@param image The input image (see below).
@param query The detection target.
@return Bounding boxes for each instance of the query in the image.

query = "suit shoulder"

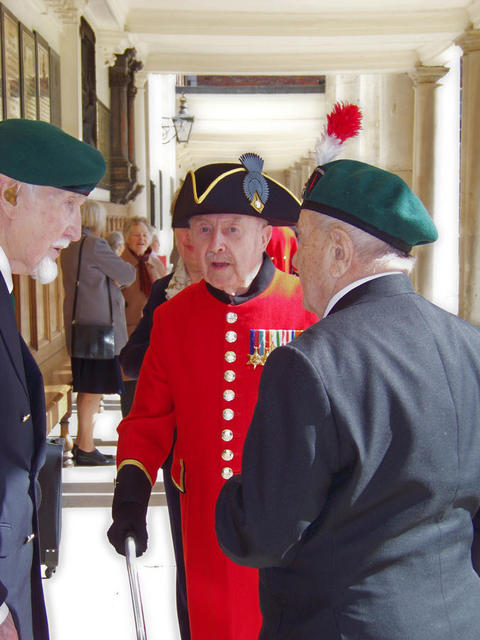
[415,294,480,342]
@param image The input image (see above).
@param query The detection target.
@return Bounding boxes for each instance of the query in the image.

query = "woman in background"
[120,226,202,378]
[61,201,135,465]
[120,217,165,416]
[106,230,125,257]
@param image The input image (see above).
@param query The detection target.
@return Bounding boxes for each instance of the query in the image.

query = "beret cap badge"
[239,153,269,214]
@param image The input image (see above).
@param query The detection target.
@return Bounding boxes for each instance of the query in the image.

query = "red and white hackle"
[314,102,362,165]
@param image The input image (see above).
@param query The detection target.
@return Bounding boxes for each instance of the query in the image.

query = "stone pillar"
[129,71,149,219]
[456,30,480,324]
[359,74,381,165]
[57,13,83,137]
[379,74,415,185]
[409,65,448,300]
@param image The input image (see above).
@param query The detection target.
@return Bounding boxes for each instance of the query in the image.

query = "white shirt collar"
[0,245,13,293]
[323,272,402,318]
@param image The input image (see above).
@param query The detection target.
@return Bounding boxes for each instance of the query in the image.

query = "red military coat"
[117,268,317,639]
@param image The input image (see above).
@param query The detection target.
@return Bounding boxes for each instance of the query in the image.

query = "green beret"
[172,152,300,228]
[0,119,106,194]
[302,159,438,253]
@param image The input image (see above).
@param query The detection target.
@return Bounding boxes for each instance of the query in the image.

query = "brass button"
[221,429,233,442]
[225,331,237,343]
[22,413,31,423]
[223,389,235,402]
[222,449,234,461]
[221,467,233,480]
[225,351,236,363]
[224,370,236,382]
[222,408,234,421]
[226,312,238,324]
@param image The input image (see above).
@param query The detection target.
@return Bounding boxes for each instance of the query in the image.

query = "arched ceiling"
[84,0,479,171]
[89,0,480,73]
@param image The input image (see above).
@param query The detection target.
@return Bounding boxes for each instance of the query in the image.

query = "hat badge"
[239,153,269,214]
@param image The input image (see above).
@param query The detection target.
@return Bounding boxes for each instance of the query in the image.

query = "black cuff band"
[113,464,152,515]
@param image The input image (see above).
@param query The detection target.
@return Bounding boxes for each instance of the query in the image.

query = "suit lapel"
[0,273,28,395]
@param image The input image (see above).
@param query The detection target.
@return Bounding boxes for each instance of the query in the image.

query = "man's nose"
[208,227,224,252]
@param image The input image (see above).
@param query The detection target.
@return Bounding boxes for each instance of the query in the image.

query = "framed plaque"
[35,32,50,122]
[0,9,3,119]
[96,99,111,189]
[49,48,61,126]
[2,6,20,118]
[20,25,36,119]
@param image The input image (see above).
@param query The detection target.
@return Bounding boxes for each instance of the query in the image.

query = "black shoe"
[72,445,116,466]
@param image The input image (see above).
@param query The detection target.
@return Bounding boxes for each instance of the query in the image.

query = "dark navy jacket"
[217,274,480,639]
[0,274,49,639]
[119,273,173,379]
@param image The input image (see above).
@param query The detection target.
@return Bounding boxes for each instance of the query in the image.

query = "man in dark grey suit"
[216,159,480,639]
[0,119,105,640]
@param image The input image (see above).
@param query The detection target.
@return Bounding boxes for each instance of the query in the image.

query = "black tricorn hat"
[172,153,301,228]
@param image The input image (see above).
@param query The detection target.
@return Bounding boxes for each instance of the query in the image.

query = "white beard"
[31,256,58,284]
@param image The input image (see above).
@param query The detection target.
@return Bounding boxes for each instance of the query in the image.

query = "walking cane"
[125,536,148,640]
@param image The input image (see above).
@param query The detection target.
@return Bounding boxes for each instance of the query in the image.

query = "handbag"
[71,236,115,360]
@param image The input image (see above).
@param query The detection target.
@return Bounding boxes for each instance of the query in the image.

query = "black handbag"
[71,236,115,360]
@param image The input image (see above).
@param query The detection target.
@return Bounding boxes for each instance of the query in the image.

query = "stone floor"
[42,394,181,640]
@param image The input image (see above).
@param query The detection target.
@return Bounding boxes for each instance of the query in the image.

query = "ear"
[0,177,21,218]
[260,224,273,251]
[328,227,354,278]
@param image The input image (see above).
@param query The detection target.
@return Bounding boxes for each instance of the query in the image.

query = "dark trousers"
[120,379,137,418]
[163,450,191,640]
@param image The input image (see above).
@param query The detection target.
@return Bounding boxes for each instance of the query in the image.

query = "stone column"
[456,30,480,324]
[409,65,448,300]
[129,71,149,219]
[56,10,84,137]
[378,74,415,185]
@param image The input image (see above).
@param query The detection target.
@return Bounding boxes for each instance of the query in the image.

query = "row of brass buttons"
[222,312,238,480]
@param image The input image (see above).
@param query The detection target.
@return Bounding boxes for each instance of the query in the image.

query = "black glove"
[108,500,148,556]
[107,464,152,557]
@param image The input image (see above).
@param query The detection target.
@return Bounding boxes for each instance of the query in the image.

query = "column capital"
[135,70,149,90]
[44,0,87,24]
[409,65,449,87]
[96,30,131,67]
[456,29,480,55]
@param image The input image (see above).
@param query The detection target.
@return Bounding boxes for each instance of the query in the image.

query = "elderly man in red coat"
[107,153,317,640]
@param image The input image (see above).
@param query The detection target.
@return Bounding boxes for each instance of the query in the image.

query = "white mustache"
[52,238,71,250]
[206,252,232,264]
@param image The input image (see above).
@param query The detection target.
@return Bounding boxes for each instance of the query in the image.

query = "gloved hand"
[107,501,148,557]
[107,464,152,557]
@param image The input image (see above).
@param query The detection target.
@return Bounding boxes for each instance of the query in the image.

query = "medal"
[248,329,265,369]
[247,328,304,368]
